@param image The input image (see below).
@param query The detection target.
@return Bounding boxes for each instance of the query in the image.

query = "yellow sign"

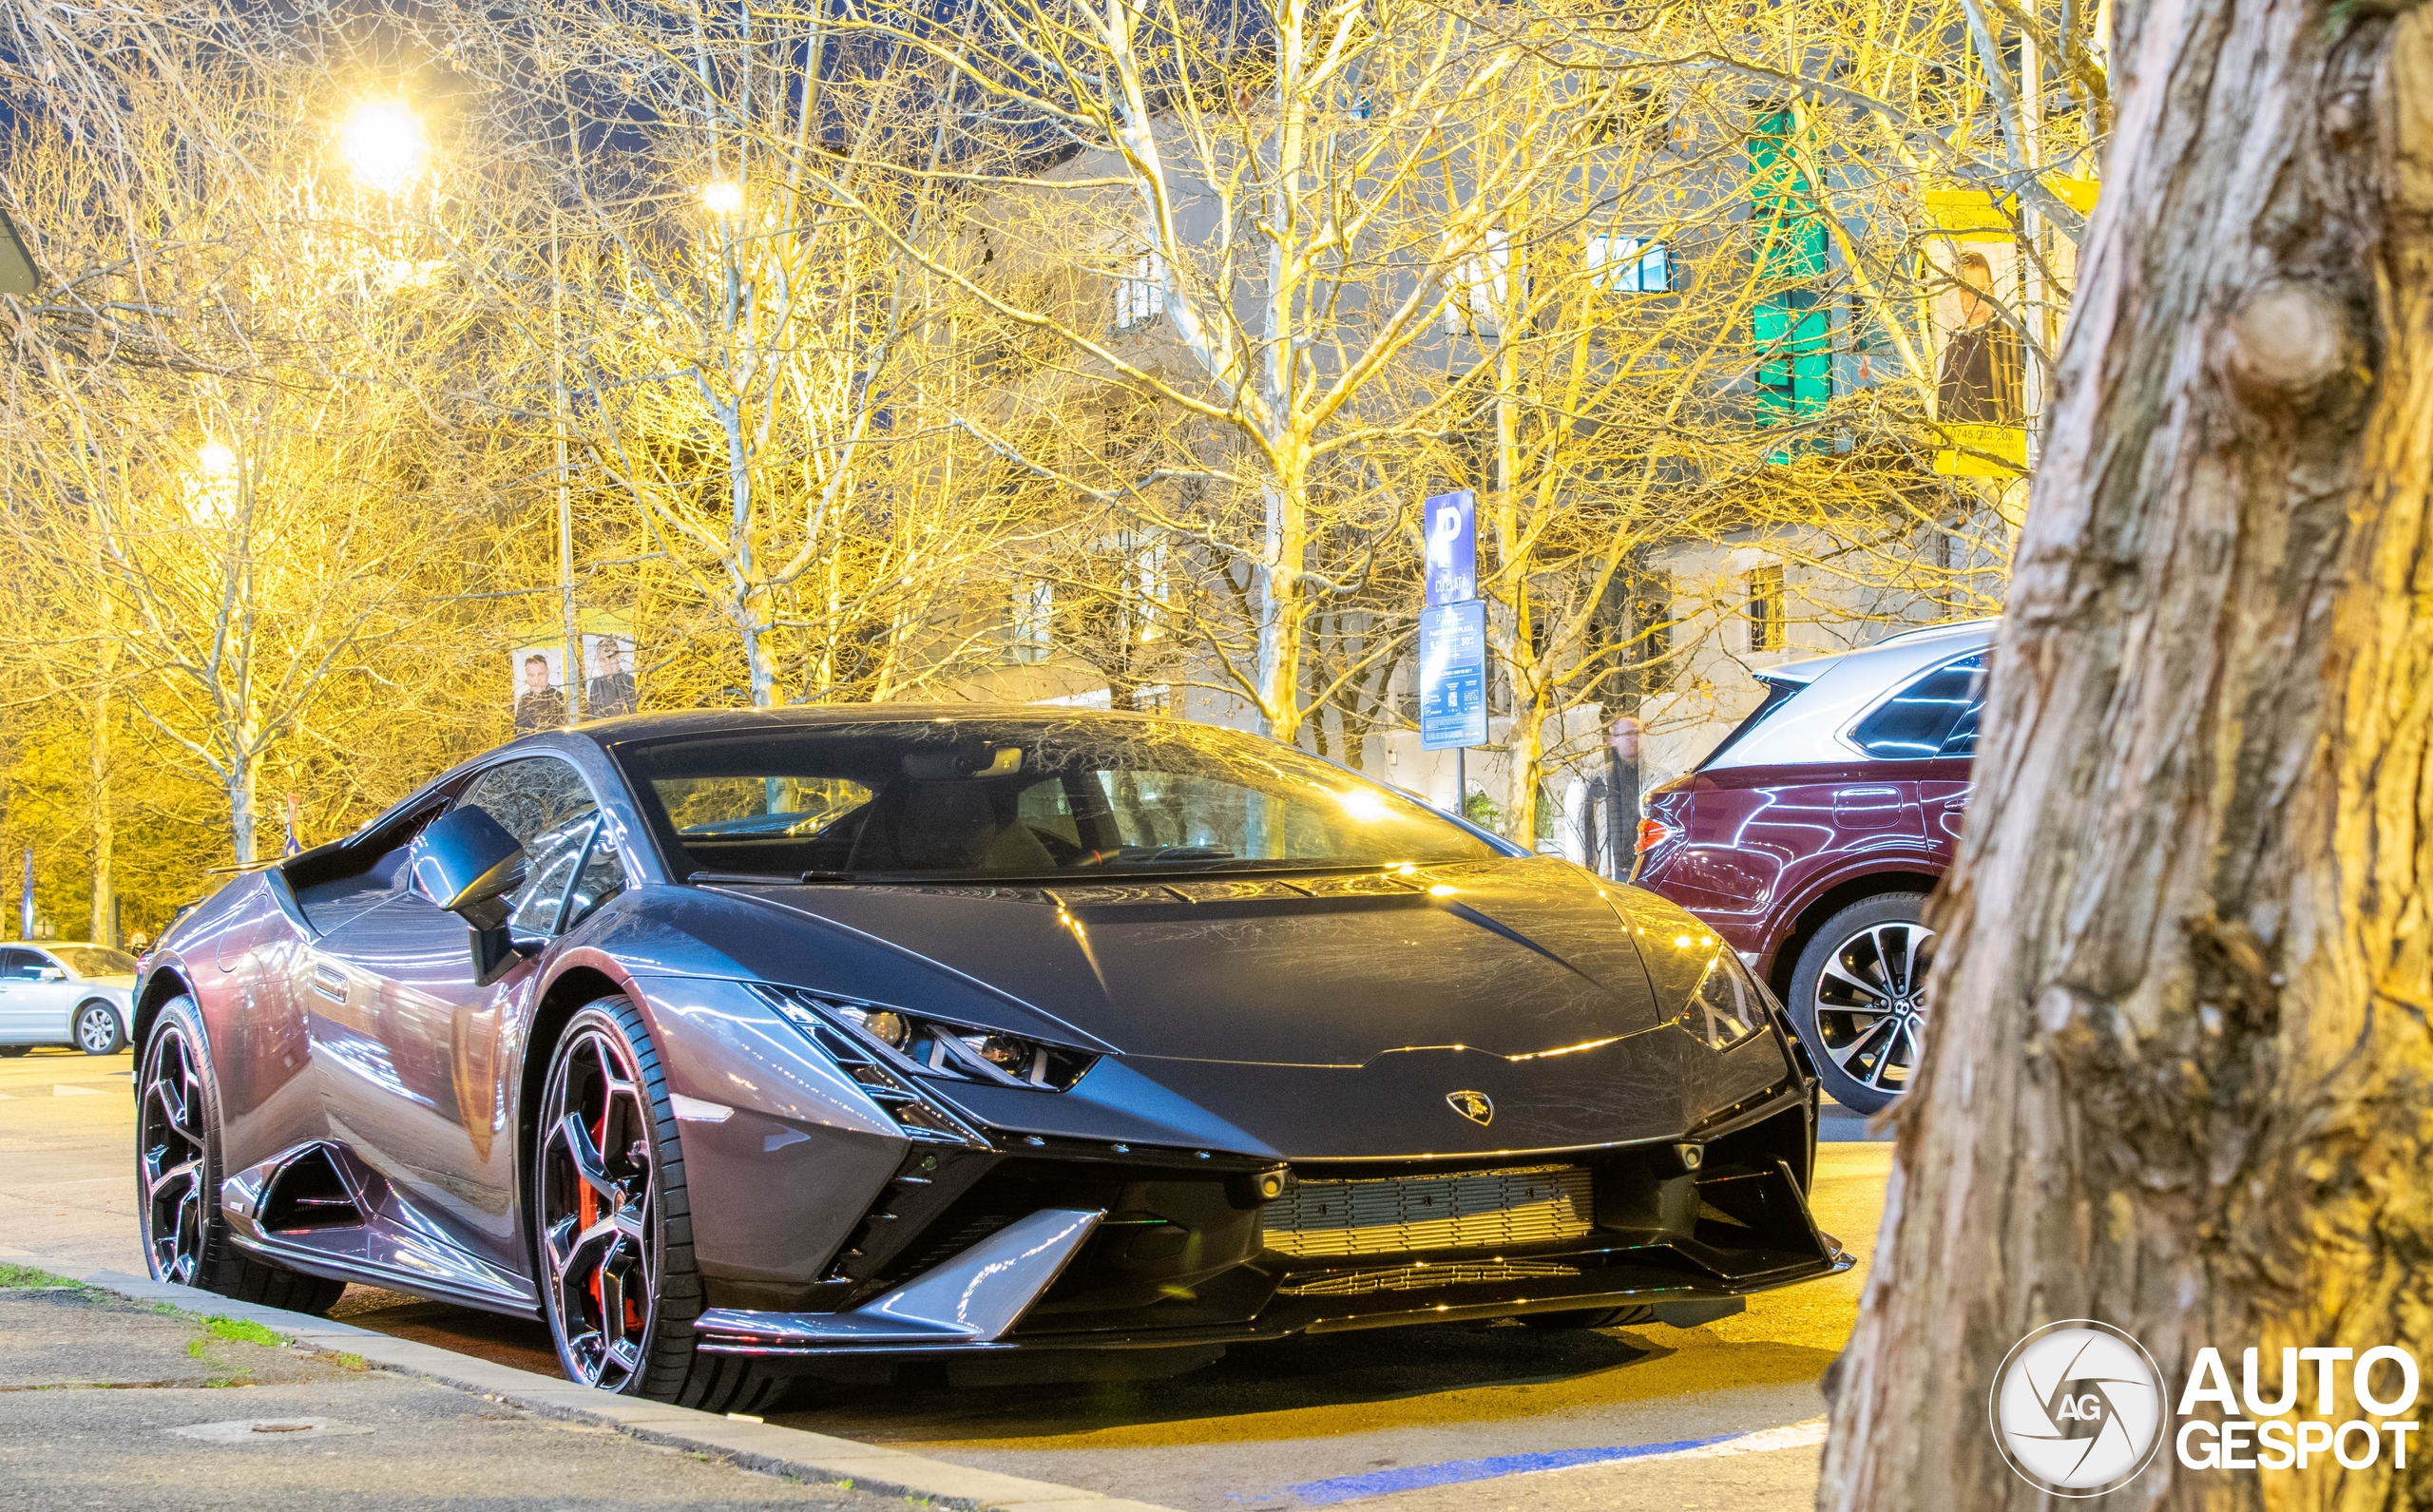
[507,607,633,645]
[1934,423,2030,479]
[1925,176,2101,239]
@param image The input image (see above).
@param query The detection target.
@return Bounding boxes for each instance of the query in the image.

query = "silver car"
[0,943,139,1055]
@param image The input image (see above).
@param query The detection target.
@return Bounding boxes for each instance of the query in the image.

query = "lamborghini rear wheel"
[535,996,786,1413]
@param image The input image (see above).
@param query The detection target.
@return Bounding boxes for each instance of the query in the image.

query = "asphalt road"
[2,1045,1890,1510]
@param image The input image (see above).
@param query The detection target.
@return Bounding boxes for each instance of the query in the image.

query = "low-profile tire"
[1785,893,1935,1117]
[1518,1305,1656,1330]
[75,1001,126,1055]
[135,998,347,1314]
[533,996,786,1414]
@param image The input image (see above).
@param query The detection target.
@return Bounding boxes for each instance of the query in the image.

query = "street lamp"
[701,179,744,216]
[186,439,239,526]
[340,102,427,194]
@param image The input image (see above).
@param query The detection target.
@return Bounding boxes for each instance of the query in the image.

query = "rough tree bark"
[1821,0,2433,1506]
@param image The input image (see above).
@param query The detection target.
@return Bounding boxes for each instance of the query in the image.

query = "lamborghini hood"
[706,856,1671,1065]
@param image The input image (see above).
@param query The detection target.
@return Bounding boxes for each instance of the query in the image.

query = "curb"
[0,1247,1182,1512]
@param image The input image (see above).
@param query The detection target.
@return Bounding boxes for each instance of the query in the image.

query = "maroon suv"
[1631,620,1994,1113]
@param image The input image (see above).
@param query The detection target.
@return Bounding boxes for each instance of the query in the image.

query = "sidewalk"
[0,1259,1177,1512]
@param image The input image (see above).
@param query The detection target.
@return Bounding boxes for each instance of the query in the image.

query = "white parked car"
[0,943,139,1055]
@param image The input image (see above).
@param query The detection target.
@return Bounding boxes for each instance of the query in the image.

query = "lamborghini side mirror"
[407,808,527,931]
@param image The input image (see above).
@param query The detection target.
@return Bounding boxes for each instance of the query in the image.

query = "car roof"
[1705,620,1998,771]
[567,702,1179,745]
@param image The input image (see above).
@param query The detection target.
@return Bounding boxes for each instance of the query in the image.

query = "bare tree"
[1822,5,2433,1508]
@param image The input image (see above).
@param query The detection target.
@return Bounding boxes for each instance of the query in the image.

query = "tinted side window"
[463,757,597,848]
[1851,654,1990,760]
[461,757,601,936]
[0,948,45,981]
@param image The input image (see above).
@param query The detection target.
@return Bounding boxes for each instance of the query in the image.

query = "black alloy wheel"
[137,1013,210,1285]
[533,998,784,1412]
[1786,893,1936,1117]
[76,1002,125,1055]
[134,998,346,1311]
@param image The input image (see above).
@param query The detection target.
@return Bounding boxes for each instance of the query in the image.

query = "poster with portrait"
[1924,237,2031,478]
[1422,489,1477,608]
[508,642,569,734]
[582,631,638,718]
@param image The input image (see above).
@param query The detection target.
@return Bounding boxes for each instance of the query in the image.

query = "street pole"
[1454,747,1466,823]
[18,848,30,938]
[2020,28,2047,471]
[1608,716,1642,879]
[552,204,580,724]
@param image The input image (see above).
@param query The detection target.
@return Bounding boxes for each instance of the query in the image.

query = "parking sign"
[1419,599,1487,750]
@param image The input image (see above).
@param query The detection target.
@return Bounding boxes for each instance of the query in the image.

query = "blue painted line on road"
[1274,1432,1743,1505]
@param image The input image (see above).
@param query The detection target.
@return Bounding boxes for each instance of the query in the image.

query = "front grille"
[1261,1165,1596,1258]
[1279,1260,1582,1297]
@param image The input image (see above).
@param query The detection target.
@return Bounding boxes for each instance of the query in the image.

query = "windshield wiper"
[687,869,857,886]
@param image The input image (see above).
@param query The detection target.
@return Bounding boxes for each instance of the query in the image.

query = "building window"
[1753,288,1831,422]
[1587,235,1670,294]
[1010,579,1054,662]
[1113,247,1164,331]
[1446,228,1511,335]
[1745,565,1786,654]
[1126,536,1168,643]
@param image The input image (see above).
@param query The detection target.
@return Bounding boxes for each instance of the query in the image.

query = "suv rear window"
[1851,654,1991,759]
[1696,677,1802,770]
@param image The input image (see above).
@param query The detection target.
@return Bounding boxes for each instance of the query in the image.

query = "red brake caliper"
[582,1092,609,1325]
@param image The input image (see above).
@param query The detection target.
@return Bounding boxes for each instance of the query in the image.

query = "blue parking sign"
[1419,600,1487,750]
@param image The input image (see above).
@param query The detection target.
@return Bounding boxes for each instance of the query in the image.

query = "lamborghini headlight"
[1688,948,1770,1050]
[755,984,1096,1091]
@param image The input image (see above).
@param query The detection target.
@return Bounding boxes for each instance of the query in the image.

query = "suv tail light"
[1635,818,1676,854]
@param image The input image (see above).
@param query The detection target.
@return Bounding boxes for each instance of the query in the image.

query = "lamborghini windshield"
[614,718,1499,882]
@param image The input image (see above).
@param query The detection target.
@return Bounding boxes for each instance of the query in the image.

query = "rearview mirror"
[407,808,527,930]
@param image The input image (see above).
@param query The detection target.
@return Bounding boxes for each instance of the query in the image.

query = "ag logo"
[1990,1320,2167,1497]
[1445,1090,1493,1127]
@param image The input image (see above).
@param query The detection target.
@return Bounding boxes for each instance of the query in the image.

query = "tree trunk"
[88,685,112,947]
[1822,6,2433,1508]
[1256,468,1309,744]
[227,756,258,869]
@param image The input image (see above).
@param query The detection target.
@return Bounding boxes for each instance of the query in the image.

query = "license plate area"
[1261,1165,1595,1258]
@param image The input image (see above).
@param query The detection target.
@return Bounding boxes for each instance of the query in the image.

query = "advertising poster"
[1422,489,1477,609]
[510,611,637,731]
[1418,599,1488,751]
[509,642,569,734]
[583,631,638,718]
[1925,238,2030,477]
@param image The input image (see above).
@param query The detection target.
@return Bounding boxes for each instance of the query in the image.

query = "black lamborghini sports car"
[133,708,1849,1410]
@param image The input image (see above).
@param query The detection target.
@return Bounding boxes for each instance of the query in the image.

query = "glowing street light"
[701,179,744,216]
[186,439,239,526]
[340,102,428,195]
